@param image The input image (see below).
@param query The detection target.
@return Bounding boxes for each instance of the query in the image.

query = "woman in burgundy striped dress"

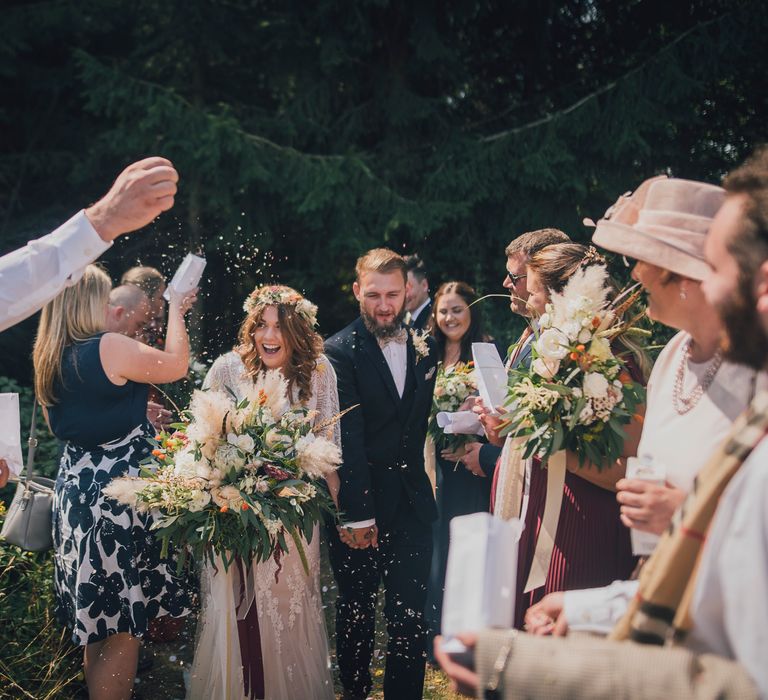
[484,243,647,628]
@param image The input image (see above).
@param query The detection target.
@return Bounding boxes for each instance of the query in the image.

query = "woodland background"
[2,0,767,381]
[1,2,767,696]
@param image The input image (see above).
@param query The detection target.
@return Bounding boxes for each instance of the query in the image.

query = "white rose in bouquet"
[583,372,610,399]
[537,328,569,360]
[532,357,560,380]
[227,432,255,453]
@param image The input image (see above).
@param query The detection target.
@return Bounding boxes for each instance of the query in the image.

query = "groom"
[325,248,438,699]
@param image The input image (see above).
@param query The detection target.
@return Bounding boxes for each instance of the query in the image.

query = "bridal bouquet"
[499,265,645,468]
[427,362,478,451]
[104,371,341,572]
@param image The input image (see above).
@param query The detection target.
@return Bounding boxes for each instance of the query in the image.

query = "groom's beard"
[360,303,407,339]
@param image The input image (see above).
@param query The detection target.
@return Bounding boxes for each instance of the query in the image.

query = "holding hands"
[616,478,685,535]
[338,524,379,550]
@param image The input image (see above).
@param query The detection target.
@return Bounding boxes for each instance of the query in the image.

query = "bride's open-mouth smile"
[258,339,287,367]
[253,306,289,368]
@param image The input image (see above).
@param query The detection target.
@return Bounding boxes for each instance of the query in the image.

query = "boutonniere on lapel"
[409,328,430,361]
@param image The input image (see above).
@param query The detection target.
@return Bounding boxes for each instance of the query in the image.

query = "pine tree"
[1,0,766,370]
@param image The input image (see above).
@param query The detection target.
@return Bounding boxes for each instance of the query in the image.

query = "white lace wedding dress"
[187,352,338,700]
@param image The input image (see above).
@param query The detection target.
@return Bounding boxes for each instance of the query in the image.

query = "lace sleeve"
[203,352,245,398]
[312,355,341,449]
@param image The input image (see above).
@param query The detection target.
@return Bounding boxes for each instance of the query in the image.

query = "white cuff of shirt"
[563,580,640,635]
[61,210,112,267]
[341,518,376,529]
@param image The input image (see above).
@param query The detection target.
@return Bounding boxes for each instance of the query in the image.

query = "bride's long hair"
[237,285,324,402]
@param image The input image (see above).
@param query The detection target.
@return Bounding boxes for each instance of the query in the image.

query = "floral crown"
[243,285,319,327]
[581,246,606,268]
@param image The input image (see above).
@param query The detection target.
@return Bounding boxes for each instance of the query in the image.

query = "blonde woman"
[33,264,196,700]
[189,285,338,700]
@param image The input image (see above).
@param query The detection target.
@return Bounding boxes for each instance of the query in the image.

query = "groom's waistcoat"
[325,317,438,528]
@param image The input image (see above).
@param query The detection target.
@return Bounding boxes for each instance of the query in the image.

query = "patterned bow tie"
[378,328,408,347]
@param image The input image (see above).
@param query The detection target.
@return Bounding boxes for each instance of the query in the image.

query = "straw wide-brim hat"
[591,176,726,281]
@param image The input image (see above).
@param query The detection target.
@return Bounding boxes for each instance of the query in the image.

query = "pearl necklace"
[672,338,724,415]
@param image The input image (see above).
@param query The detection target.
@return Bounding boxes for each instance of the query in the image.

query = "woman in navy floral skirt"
[33,264,197,700]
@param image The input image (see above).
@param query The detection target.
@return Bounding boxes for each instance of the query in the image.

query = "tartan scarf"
[610,390,768,645]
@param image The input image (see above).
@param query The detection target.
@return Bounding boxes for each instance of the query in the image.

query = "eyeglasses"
[506,272,527,285]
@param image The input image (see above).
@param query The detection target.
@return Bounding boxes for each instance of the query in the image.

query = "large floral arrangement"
[427,361,478,451]
[500,264,645,468]
[104,371,341,572]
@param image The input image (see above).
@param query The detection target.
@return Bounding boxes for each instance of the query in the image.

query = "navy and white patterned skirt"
[53,422,192,646]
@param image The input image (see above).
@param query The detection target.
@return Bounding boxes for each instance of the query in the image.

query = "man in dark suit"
[325,248,438,700]
[404,253,432,331]
[460,229,570,478]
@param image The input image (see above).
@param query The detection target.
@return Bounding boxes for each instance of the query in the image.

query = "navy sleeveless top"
[48,332,149,449]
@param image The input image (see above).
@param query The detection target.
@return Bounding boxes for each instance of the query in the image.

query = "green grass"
[0,503,82,699]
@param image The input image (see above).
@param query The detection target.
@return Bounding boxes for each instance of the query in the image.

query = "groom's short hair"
[505,228,570,259]
[355,248,407,283]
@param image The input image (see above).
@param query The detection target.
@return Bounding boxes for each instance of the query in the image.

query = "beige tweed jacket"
[475,629,757,699]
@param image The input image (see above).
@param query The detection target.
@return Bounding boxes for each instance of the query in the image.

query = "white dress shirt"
[379,337,407,397]
[342,335,408,529]
[0,211,110,332]
[687,436,768,698]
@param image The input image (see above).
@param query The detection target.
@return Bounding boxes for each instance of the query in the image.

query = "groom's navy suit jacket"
[325,318,438,528]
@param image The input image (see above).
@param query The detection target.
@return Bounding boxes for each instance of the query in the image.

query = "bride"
[188,285,339,700]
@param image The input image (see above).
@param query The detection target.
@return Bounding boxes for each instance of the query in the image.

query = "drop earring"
[679,284,687,301]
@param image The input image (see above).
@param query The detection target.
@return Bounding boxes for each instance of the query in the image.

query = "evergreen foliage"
[1,0,766,372]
